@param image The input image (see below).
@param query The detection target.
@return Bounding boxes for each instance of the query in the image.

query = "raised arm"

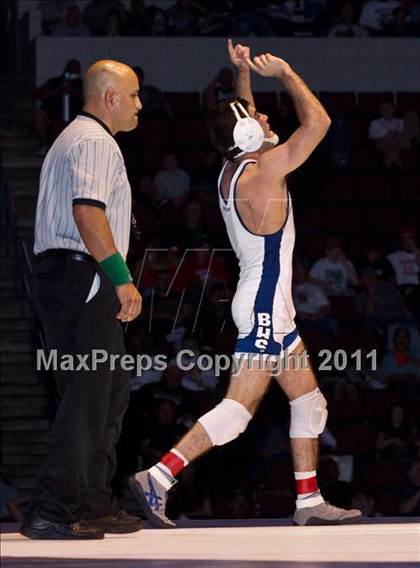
[246,53,331,178]
[227,39,255,108]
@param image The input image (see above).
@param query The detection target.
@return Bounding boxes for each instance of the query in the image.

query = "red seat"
[401,148,419,172]
[373,493,399,516]
[329,296,356,321]
[351,147,381,172]
[364,390,407,425]
[264,462,294,490]
[393,174,420,201]
[300,328,334,354]
[361,461,406,490]
[325,205,364,231]
[327,400,366,426]
[295,208,323,231]
[358,92,394,116]
[347,117,369,146]
[333,425,376,454]
[323,175,353,201]
[352,175,391,201]
[320,92,357,117]
[253,91,279,114]
[141,145,166,175]
[165,91,202,119]
[260,490,294,517]
[365,205,405,230]
[134,120,170,144]
[396,91,420,113]
[171,119,208,143]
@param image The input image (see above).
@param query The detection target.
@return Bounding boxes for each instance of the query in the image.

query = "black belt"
[37,249,96,265]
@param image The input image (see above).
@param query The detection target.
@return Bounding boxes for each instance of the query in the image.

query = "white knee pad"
[198,398,252,446]
[289,388,328,438]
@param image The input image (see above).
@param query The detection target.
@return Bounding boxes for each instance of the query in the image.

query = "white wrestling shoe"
[293,501,363,526]
[129,470,176,529]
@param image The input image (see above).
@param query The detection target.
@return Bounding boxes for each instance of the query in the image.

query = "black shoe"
[20,514,105,540]
[81,510,142,534]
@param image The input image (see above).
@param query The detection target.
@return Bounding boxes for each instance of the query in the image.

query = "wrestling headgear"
[228,101,279,158]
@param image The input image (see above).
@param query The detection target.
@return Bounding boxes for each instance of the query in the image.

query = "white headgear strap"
[228,102,278,158]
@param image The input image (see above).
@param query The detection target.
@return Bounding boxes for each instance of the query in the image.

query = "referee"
[21,60,143,540]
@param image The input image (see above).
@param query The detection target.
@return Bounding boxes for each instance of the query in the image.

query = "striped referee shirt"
[34,112,132,259]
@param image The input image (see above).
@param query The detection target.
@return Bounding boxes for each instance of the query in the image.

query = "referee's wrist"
[99,252,133,286]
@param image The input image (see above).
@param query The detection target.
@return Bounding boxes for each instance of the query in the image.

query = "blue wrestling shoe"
[129,469,176,528]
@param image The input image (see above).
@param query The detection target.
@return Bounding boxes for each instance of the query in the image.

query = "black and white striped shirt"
[34,112,132,258]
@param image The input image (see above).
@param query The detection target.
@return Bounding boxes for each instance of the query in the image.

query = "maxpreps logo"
[255,312,271,351]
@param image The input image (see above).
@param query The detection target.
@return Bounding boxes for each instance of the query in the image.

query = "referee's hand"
[115,283,142,322]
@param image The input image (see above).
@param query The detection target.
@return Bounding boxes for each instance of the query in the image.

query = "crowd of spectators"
[28,55,420,521]
[37,0,420,38]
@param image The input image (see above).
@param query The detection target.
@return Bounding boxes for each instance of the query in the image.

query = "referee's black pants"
[29,253,131,523]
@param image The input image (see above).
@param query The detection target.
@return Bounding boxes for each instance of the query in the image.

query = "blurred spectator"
[380,326,420,394]
[399,459,420,515]
[376,403,413,460]
[140,399,188,467]
[369,102,404,169]
[34,59,83,155]
[101,8,125,35]
[52,5,89,36]
[148,8,170,36]
[356,244,393,282]
[293,259,338,337]
[173,240,230,291]
[359,0,402,34]
[193,151,221,195]
[387,228,420,317]
[203,68,235,111]
[345,344,386,390]
[328,3,368,37]
[167,0,207,36]
[351,491,375,517]
[318,457,355,509]
[154,152,191,205]
[382,6,412,35]
[309,237,359,296]
[230,0,275,36]
[171,199,207,250]
[355,267,412,331]
[228,490,255,518]
[200,282,234,347]
[83,0,126,36]
[133,67,172,119]
[126,0,148,35]
[195,12,224,36]
[38,0,78,34]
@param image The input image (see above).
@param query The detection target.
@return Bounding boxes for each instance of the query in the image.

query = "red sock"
[158,449,189,478]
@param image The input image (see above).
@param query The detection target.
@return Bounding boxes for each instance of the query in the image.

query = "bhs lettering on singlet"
[255,313,271,351]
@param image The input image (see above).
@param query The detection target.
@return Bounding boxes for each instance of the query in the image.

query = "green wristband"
[99,252,133,286]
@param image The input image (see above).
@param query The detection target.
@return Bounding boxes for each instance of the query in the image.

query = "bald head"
[83,59,136,98]
[82,59,142,135]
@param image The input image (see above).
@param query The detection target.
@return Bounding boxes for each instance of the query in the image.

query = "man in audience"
[52,4,89,35]
[387,228,420,318]
[154,152,191,205]
[399,459,420,515]
[329,3,368,37]
[293,260,338,338]
[309,237,359,296]
[203,67,235,111]
[83,0,127,35]
[355,267,412,331]
[133,67,171,119]
[34,59,83,155]
[359,0,402,34]
[380,327,420,395]
[369,101,404,169]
